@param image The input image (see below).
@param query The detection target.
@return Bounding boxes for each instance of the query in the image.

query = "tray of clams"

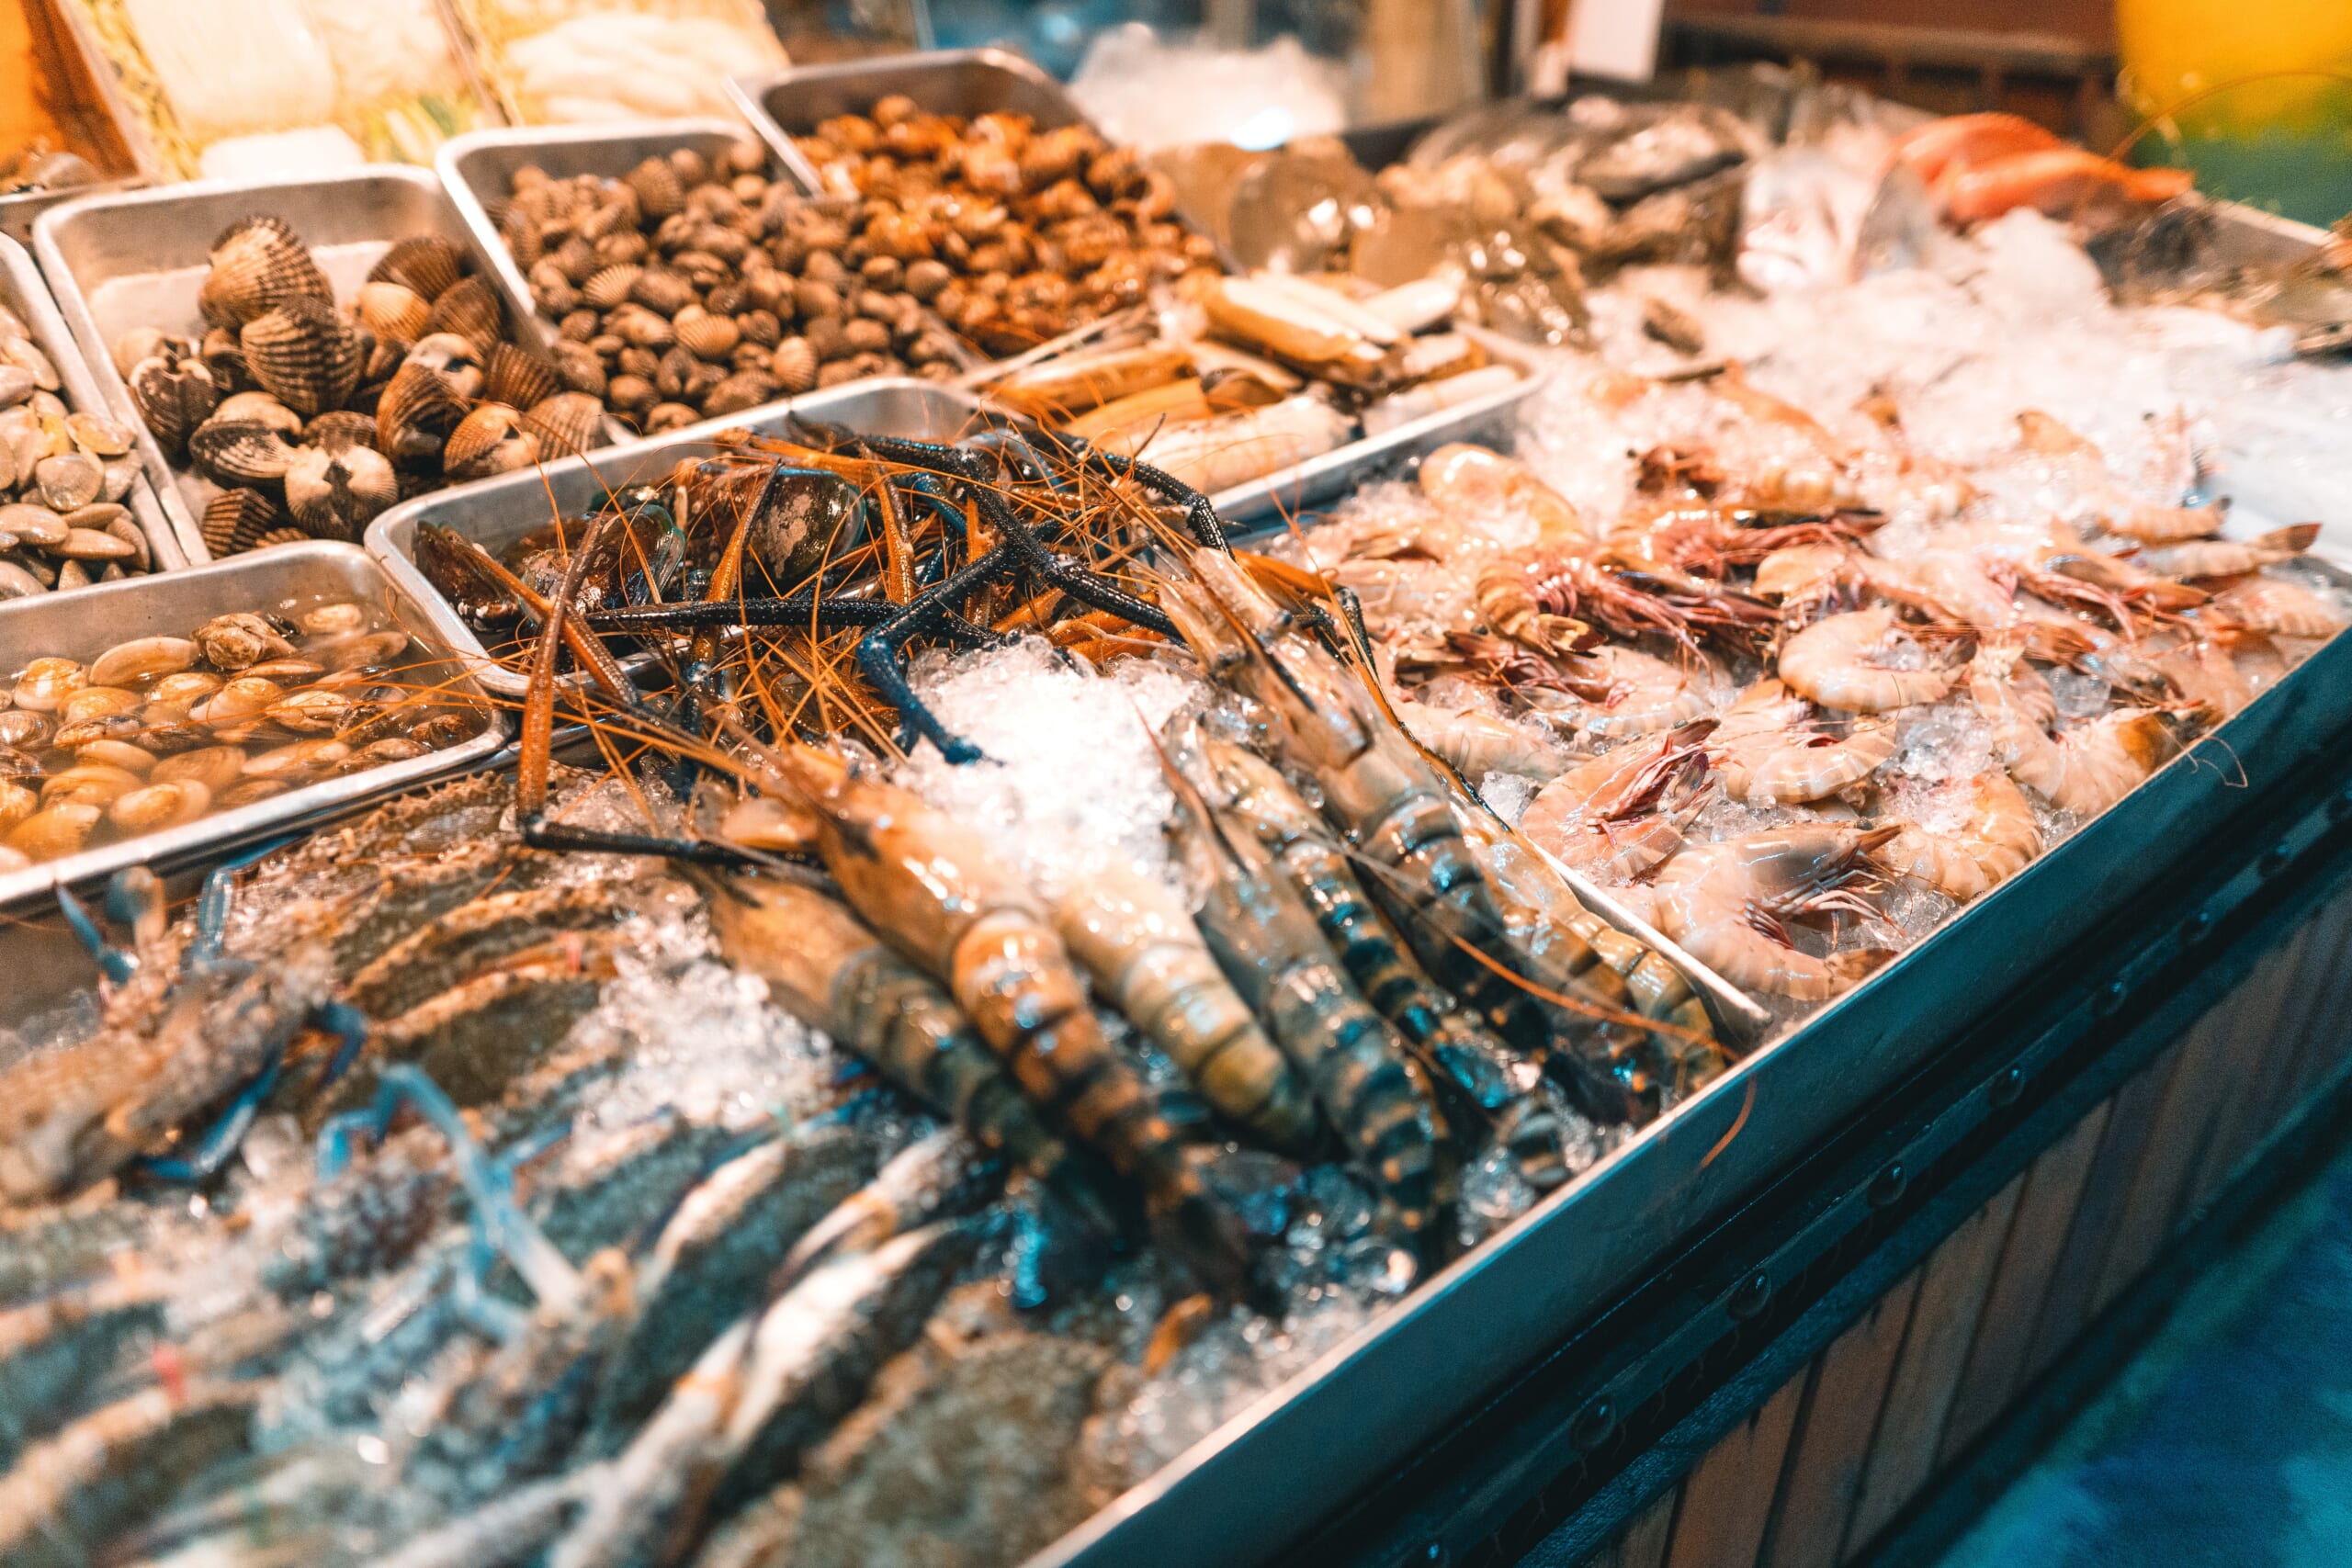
[0,232,175,593]
[32,166,609,566]
[0,539,501,910]
[439,119,977,438]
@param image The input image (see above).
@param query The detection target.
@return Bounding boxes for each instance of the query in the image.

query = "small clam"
[0,710,51,748]
[59,685,142,726]
[152,671,224,705]
[0,502,67,549]
[409,711,478,749]
[0,335,60,392]
[442,403,539,480]
[193,612,296,671]
[203,674,284,723]
[316,629,412,672]
[153,746,247,793]
[241,298,363,417]
[0,561,40,599]
[301,602,368,637]
[243,657,324,684]
[188,419,299,488]
[214,779,289,809]
[138,702,205,754]
[0,779,32,833]
[53,712,142,750]
[102,456,141,503]
[271,685,351,733]
[198,215,332,329]
[41,763,142,807]
[77,738,158,775]
[356,737,432,764]
[243,738,350,781]
[6,801,99,862]
[0,366,30,409]
[109,779,210,833]
[421,276,503,355]
[368,235,466,302]
[34,451,103,510]
[66,412,132,457]
[201,489,286,558]
[284,443,399,542]
[90,635,198,688]
[13,656,85,711]
[55,528,136,561]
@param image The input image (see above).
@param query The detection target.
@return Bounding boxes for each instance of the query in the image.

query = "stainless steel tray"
[435,119,804,449]
[364,378,1000,697]
[1,180,141,247]
[0,539,506,915]
[0,231,182,575]
[32,166,577,563]
[729,47,1095,197]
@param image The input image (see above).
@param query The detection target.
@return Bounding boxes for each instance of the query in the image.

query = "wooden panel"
[1662,1376,1806,1568]
[2087,1012,2242,1315]
[2278,900,2352,1102]
[2228,915,2346,1155]
[1590,1486,1681,1568]
[1937,1102,2110,1463]
[2019,1056,2172,1380]
[1839,1178,2022,1557]
[2180,920,2326,1212]
[1756,1272,1922,1568]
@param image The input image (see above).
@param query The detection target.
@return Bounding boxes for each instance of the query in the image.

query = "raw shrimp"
[1520,724,1710,880]
[2211,576,2346,640]
[1709,679,1896,806]
[1046,857,1318,1154]
[1646,827,1894,1000]
[1971,644,2200,814]
[1883,773,2041,902]
[1779,605,1956,713]
[2135,525,2320,582]
[1939,150,2189,224]
[1419,442,1586,547]
[1394,696,1574,782]
[1566,645,1718,739]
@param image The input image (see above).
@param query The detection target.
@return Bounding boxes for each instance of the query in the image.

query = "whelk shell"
[199,216,331,329]
[368,235,465,302]
[6,801,98,861]
[241,299,363,417]
[110,779,209,833]
[90,635,197,687]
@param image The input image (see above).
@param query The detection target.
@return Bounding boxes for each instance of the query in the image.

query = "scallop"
[368,235,466,302]
[421,276,503,355]
[201,488,285,557]
[188,419,298,488]
[356,280,432,344]
[441,403,539,480]
[285,443,400,542]
[88,635,198,688]
[13,657,85,711]
[241,298,363,418]
[199,216,332,330]
[152,745,246,793]
[126,352,218,459]
[484,342,560,411]
[376,361,467,465]
[110,779,210,833]
[403,333,485,400]
[193,613,295,671]
[520,391,605,458]
[6,801,99,862]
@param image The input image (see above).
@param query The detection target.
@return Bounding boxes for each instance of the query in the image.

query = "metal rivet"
[2185,908,2216,942]
[1425,1544,1447,1564]
[2095,976,2129,1017]
[2260,840,2293,876]
[1728,1269,1771,1320]
[1988,1064,2027,1107]
[1570,1396,1615,1450]
[1868,1163,1908,1207]
[2329,785,2352,822]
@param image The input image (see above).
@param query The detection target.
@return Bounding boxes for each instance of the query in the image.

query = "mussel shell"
[127,354,218,459]
[421,276,503,355]
[188,419,299,488]
[484,342,560,412]
[201,488,285,557]
[376,361,468,465]
[285,443,400,542]
[520,391,605,458]
[199,216,331,329]
[368,235,466,302]
[413,523,520,632]
[241,299,363,418]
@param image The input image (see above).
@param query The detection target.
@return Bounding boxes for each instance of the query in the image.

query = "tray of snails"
[0,233,178,592]
[0,538,503,912]
[31,166,610,567]
[438,119,978,440]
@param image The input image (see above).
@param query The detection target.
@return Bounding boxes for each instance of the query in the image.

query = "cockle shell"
[355,280,431,344]
[519,391,605,457]
[674,306,741,360]
[368,235,465,302]
[582,264,641,310]
[769,337,819,393]
[240,298,363,417]
[188,419,298,487]
[304,409,380,454]
[126,352,217,458]
[626,155,685,220]
[198,216,331,329]
[484,342,559,411]
[199,327,253,395]
[442,403,540,480]
[421,276,503,355]
[702,368,783,416]
[402,333,485,400]
[376,361,467,464]
[285,443,400,541]
[200,489,283,557]
[214,390,303,438]
[111,326,174,380]
[89,635,198,687]
[629,268,696,318]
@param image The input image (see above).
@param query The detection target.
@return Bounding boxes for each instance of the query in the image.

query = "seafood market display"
[106,214,604,556]
[786,95,1222,355]
[5,61,2351,1568]
[0,594,489,871]
[454,0,790,126]
[0,300,153,594]
[487,137,966,432]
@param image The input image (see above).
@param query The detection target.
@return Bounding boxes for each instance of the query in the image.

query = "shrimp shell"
[1647,827,1890,999]
[2211,576,2345,640]
[1710,679,1896,806]
[1883,773,2041,902]
[1779,605,1955,713]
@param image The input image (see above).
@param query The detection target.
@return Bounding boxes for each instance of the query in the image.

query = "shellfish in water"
[198,216,332,329]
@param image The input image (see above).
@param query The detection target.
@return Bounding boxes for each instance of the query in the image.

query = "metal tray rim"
[0,538,507,914]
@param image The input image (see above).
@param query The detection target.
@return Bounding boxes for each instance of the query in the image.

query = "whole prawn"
[1520,723,1712,881]
[1646,826,1894,1000]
